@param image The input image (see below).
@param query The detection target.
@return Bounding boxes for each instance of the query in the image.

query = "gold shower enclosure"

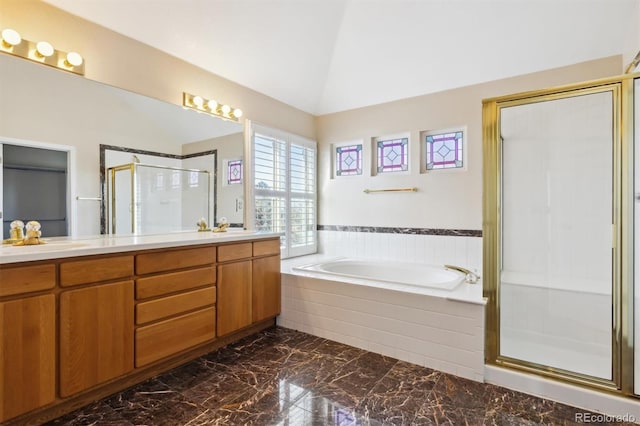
[483,73,637,396]
[107,163,211,235]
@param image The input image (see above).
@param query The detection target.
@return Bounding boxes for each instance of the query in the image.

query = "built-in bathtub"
[279,256,486,382]
[293,258,465,291]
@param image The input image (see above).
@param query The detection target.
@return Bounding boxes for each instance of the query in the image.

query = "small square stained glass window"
[335,144,362,176]
[228,160,243,185]
[426,131,463,170]
[377,138,408,173]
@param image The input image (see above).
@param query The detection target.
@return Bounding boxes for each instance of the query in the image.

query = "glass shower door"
[499,88,615,381]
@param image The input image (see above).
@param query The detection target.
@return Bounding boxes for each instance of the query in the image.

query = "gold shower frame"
[107,163,211,234]
[483,73,638,396]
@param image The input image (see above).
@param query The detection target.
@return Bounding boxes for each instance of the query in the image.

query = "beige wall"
[0,0,316,140]
[315,55,622,230]
[622,0,640,71]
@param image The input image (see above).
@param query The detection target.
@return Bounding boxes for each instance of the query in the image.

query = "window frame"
[248,123,317,259]
[372,132,410,176]
[420,126,467,173]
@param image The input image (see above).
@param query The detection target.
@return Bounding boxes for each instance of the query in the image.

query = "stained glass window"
[188,171,199,188]
[426,131,463,170]
[227,159,243,185]
[335,144,362,176]
[377,138,408,173]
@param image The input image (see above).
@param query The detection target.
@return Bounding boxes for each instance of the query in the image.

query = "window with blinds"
[252,125,317,258]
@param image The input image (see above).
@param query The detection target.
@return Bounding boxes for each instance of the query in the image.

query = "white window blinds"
[252,124,317,258]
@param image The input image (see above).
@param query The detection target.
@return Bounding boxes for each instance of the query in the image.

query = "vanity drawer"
[253,239,280,257]
[0,263,56,297]
[136,246,216,275]
[135,266,216,299]
[217,242,252,262]
[60,256,134,287]
[135,307,216,367]
[136,287,216,325]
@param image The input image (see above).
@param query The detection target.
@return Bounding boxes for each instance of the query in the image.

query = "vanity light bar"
[183,92,243,122]
[0,28,85,75]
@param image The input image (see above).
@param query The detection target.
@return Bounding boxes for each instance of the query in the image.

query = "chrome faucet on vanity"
[444,265,480,284]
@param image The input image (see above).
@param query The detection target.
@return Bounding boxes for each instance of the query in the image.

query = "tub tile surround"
[47,327,610,426]
[278,270,485,383]
[277,227,485,384]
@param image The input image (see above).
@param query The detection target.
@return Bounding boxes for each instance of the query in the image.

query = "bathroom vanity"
[0,231,281,425]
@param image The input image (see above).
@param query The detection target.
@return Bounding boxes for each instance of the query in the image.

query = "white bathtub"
[293,258,465,290]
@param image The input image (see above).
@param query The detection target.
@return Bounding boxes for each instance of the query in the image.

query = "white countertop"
[0,231,280,264]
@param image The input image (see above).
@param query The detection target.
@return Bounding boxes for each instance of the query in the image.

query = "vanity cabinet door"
[0,294,55,423]
[59,281,134,397]
[252,255,281,323]
[216,260,252,336]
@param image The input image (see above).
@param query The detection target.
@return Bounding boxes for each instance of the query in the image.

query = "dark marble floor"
[47,327,629,425]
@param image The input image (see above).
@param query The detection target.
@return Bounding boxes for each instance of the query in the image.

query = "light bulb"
[36,41,54,57]
[207,99,218,110]
[65,51,83,67]
[192,95,204,108]
[233,108,243,118]
[221,104,231,114]
[1,28,21,46]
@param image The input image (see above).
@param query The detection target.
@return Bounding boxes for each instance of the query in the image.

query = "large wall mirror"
[0,53,244,238]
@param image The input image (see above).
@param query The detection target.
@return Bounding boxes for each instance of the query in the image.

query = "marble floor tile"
[46,326,632,426]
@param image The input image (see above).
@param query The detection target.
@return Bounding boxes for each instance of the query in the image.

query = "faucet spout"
[444,264,480,284]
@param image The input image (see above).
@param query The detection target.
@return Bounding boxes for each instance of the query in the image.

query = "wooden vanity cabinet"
[59,280,134,397]
[0,294,56,422]
[134,247,217,367]
[58,255,135,397]
[0,237,281,425]
[216,242,253,336]
[252,254,281,322]
[217,259,252,336]
[216,238,281,335]
[252,239,281,322]
[0,262,57,422]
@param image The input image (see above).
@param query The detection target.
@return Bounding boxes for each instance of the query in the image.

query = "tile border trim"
[317,225,482,237]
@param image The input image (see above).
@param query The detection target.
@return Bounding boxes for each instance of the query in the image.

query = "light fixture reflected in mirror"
[183,92,243,122]
[36,41,54,58]
[65,51,83,67]
[193,95,204,108]
[1,28,21,47]
[0,27,85,75]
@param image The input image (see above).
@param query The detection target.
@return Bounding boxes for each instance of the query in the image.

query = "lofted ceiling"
[42,0,638,115]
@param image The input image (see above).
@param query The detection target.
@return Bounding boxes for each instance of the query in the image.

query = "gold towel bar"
[363,187,417,194]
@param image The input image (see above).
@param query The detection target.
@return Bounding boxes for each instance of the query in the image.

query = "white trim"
[244,119,255,231]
